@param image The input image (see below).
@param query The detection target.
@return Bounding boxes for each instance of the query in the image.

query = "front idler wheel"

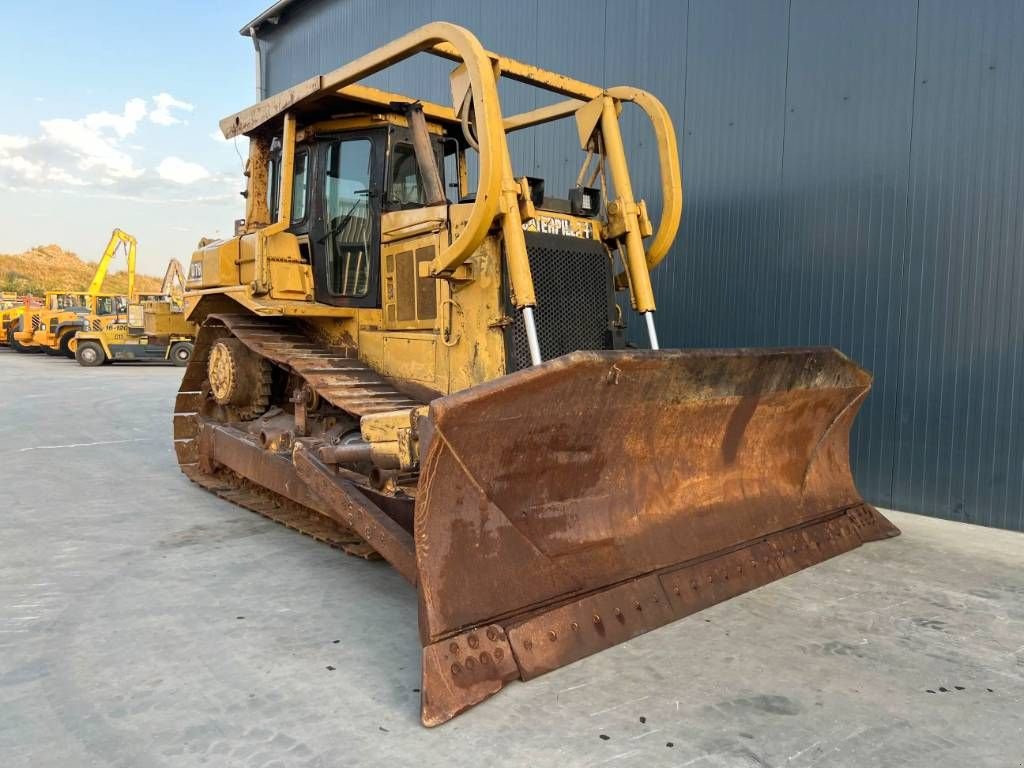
[207,337,271,419]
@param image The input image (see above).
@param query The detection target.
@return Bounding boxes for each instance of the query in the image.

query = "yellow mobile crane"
[175,24,898,726]
[12,229,136,357]
[74,259,196,367]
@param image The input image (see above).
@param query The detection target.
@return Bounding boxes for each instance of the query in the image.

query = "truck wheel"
[76,341,105,367]
[59,332,76,358]
[170,341,194,367]
[9,321,39,353]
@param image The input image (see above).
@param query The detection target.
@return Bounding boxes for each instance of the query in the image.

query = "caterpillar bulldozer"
[175,23,899,727]
[74,259,196,367]
[11,229,136,356]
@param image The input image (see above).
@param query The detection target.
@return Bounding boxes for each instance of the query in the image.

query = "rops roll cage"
[222,22,683,362]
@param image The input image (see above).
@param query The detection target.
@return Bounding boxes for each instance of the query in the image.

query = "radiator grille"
[507,232,617,372]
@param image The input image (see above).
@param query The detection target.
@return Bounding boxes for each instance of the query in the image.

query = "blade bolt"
[633,600,642,611]
[548,630,557,641]
[467,634,480,649]
[480,652,492,665]
[494,648,504,661]
[571,622,579,632]
[449,643,460,654]
[486,627,499,641]
[523,639,533,650]
[450,663,461,676]
[593,614,602,625]
[465,657,477,670]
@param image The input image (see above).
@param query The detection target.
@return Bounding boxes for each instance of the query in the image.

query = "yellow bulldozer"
[175,23,899,726]
[11,229,136,357]
[74,260,196,367]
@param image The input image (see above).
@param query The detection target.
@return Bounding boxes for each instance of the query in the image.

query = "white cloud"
[39,114,143,179]
[0,155,43,180]
[46,167,89,186]
[81,97,148,138]
[157,156,210,185]
[0,135,31,152]
[0,98,150,187]
[150,93,194,126]
[0,95,244,205]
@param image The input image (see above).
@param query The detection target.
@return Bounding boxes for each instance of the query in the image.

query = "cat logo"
[523,215,593,239]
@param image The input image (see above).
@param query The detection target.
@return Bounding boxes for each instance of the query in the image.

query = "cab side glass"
[388,143,426,208]
[292,150,309,222]
[267,155,281,222]
[323,139,373,297]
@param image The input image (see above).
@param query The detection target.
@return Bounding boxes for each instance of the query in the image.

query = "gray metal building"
[241,0,1024,532]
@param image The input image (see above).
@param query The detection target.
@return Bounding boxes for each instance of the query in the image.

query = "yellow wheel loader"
[0,293,38,347]
[12,291,123,356]
[176,24,898,726]
[74,260,196,367]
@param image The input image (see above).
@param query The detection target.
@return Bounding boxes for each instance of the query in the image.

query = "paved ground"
[1,348,1022,768]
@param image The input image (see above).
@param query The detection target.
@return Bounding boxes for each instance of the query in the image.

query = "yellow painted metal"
[217,23,680,314]
[190,21,683,386]
[161,259,186,307]
[87,228,137,300]
[596,95,655,313]
[300,113,445,141]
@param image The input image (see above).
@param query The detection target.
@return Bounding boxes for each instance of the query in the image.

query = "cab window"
[267,155,281,222]
[388,143,426,208]
[323,138,373,297]
[94,297,118,316]
[291,149,309,222]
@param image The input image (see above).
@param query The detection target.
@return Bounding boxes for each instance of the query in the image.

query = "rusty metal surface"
[506,574,675,680]
[419,502,895,725]
[175,318,900,727]
[173,322,378,558]
[294,444,418,584]
[420,624,519,727]
[415,347,891,642]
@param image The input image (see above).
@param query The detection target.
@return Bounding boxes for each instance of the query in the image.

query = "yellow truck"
[74,297,195,367]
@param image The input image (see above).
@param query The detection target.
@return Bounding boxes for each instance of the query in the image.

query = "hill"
[0,245,163,296]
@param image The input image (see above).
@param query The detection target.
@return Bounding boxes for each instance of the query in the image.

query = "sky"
[0,1,271,275]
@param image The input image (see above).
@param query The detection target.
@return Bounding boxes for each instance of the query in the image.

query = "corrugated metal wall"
[252,0,1024,532]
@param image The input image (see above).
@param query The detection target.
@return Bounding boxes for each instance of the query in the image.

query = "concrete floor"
[1,348,1022,768]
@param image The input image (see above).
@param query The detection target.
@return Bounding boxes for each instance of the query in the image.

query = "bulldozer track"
[173,314,421,558]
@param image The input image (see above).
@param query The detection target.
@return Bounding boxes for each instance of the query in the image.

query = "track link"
[174,314,420,557]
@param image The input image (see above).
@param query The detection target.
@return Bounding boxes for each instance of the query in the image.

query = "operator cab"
[267,122,454,308]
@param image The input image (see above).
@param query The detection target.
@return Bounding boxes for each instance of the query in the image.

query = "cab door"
[308,133,385,308]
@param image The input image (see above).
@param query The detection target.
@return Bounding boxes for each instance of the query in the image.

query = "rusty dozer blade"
[414,347,899,725]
